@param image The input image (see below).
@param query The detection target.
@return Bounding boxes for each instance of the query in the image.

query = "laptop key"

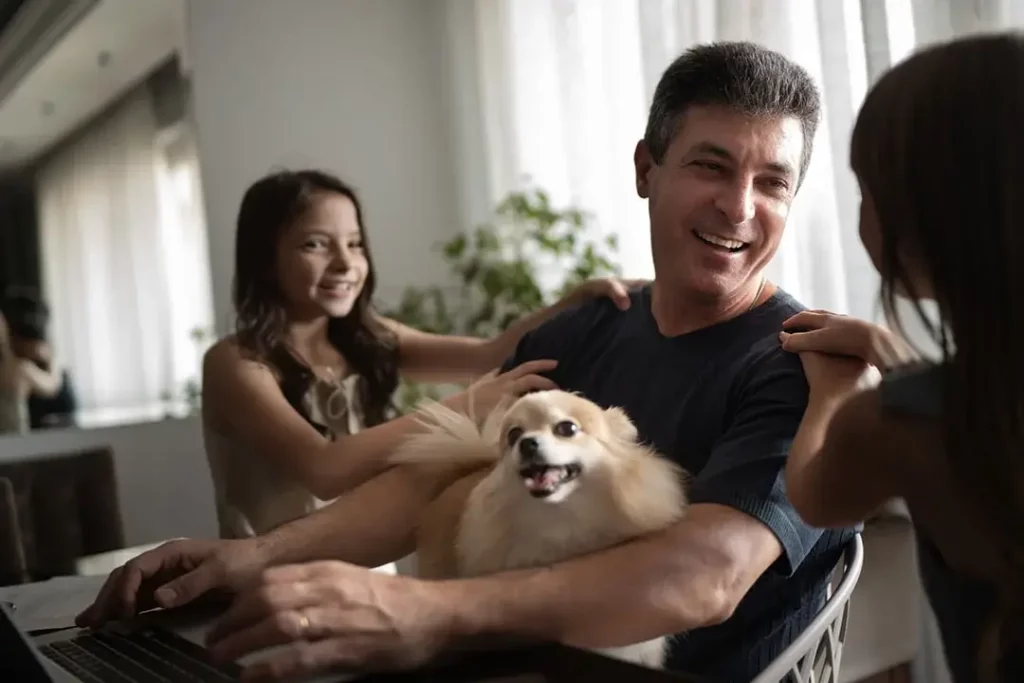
[71,633,174,682]
[134,629,240,681]
[87,632,208,682]
[39,643,135,683]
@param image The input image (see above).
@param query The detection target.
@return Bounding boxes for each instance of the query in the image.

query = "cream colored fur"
[389,390,689,669]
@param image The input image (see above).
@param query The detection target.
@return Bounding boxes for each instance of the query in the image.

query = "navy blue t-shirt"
[501,285,855,683]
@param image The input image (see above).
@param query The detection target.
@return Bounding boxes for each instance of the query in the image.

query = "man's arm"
[441,502,781,648]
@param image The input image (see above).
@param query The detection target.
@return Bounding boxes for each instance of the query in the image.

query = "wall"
[5,0,468,549]
[0,416,217,546]
[186,0,464,334]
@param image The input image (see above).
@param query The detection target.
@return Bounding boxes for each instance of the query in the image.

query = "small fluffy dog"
[389,389,689,669]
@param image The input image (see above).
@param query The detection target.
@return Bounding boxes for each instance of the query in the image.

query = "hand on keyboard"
[75,538,273,628]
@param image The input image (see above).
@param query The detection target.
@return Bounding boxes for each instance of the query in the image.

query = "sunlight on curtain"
[36,88,213,417]
[472,0,882,317]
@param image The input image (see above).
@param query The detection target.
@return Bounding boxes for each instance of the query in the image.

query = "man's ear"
[603,406,639,442]
[633,139,654,199]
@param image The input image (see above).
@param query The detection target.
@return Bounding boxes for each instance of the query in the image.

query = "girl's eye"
[506,427,524,447]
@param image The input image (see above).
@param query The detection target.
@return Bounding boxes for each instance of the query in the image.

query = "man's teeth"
[695,231,745,250]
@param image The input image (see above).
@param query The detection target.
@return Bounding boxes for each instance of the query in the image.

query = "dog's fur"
[389,390,689,669]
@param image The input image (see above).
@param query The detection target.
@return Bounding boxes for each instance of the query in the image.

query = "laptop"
[0,601,697,682]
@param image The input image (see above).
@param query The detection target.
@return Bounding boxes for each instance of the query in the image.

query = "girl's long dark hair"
[850,32,1024,681]
[232,169,398,428]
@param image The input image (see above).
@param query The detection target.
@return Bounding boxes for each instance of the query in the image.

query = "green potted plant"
[383,187,621,413]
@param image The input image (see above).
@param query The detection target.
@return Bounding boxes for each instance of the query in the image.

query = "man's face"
[635,105,804,302]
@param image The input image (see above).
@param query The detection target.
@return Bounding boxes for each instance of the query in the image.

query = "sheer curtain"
[463,0,1022,322]
[36,87,213,420]
[452,2,1024,682]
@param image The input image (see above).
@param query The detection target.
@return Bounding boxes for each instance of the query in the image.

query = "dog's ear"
[603,406,638,442]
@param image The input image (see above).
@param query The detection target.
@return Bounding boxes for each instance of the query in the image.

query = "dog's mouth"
[518,463,582,498]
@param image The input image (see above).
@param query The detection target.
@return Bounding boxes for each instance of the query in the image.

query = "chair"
[0,447,124,583]
[0,476,29,585]
[752,534,865,683]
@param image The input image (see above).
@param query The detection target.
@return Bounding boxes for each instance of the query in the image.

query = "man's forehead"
[671,105,804,173]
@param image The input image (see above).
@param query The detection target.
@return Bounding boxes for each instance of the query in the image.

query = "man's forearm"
[260,466,444,569]
[438,508,746,650]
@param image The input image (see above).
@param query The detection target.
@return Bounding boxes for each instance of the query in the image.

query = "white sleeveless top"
[203,373,366,539]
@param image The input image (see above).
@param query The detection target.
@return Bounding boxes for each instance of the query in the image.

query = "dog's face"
[496,390,641,503]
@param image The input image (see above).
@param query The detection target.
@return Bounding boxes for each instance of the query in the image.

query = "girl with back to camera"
[202,169,637,540]
[0,311,60,434]
[778,33,1024,682]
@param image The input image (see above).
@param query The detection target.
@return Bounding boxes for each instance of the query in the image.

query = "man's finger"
[206,579,328,647]
[212,606,347,666]
[153,561,221,609]
[76,566,126,626]
[262,561,350,585]
[240,637,360,683]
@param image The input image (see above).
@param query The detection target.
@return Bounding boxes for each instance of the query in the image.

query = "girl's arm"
[381,277,640,384]
[202,341,556,500]
[20,359,61,398]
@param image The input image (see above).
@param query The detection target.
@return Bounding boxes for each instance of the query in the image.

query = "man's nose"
[714,180,755,225]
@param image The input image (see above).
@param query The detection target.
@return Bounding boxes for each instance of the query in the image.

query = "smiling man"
[77,42,856,683]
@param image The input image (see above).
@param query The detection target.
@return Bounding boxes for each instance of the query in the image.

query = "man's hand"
[205,561,454,681]
[75,538,273,627]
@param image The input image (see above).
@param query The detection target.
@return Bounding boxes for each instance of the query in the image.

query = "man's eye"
[506,427,524,447]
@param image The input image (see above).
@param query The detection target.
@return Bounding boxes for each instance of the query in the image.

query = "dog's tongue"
[524,467,563,491]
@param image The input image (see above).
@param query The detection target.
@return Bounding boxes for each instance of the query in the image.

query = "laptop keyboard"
[38,626,241,682]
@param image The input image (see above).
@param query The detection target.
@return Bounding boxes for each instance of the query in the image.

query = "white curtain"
[36,88,213,419]
[451,2,1024,683]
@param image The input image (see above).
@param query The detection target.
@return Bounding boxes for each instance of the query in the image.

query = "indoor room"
[2,2,1022,683]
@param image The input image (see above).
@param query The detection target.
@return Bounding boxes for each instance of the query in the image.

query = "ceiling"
[0,0,183,171]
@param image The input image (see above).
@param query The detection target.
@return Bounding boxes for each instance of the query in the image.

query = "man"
[78,42,855,682]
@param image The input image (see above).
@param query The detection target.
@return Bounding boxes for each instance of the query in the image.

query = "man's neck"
[650,278,774,337]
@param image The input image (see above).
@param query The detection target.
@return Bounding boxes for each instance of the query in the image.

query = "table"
[1,576,699,682]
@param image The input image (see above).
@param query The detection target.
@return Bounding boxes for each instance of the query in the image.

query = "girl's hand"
[779,310,912,372]
[562,277,650,311]
[454,359,559,417]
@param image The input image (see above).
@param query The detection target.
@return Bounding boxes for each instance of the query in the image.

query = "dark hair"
[644,41,821,183]
[232,169,398,428]
[851,32,1024,681]
[1,288,49,341]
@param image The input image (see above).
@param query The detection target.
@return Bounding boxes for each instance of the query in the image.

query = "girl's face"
[274,192,369,320]
[856,175,933,301]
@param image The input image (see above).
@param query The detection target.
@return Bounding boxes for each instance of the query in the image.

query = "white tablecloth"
[0,574,107,633]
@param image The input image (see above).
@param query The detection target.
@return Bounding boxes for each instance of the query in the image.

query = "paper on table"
[0,575,107,632]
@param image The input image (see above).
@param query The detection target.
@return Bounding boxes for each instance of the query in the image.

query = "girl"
[202,169,638,539]
[778,33,1024,683]
[0,310,61,434]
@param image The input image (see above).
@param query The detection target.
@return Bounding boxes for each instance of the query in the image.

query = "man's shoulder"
[500,293,627,372]
[726,290,809,393]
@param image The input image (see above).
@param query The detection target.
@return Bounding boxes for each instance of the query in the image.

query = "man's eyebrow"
[689,141,796,178]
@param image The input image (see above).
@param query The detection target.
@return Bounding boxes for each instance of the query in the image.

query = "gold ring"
[296,612,311,637]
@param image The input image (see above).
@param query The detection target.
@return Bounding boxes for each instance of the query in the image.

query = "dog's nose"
[518,436,542,462]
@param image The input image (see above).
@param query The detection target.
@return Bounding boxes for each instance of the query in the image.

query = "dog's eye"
[506,427,524,447]
[553,421,578,438]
